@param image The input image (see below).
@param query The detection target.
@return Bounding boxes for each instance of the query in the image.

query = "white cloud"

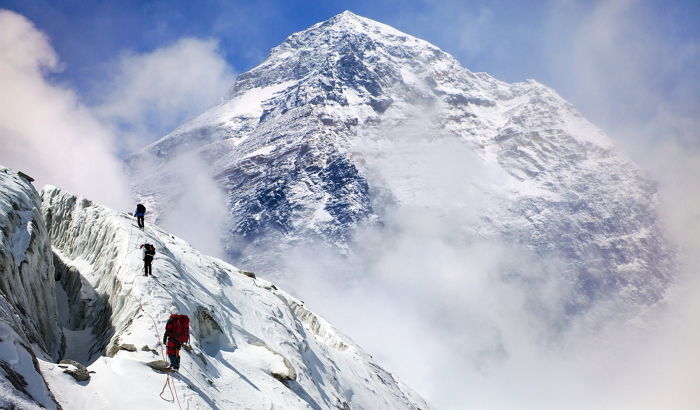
[275,95,699,408]
[274,120,573,407]
[0,8,236,223]
[157,151,230,258]
[545,0,700,149]
[0,9,131,209]
[95,37,235,150]
[542,8,700,394]
[99,38,237,257]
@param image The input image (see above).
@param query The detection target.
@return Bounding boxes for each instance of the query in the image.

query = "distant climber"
[140,243,156,277]
[163,308,190,372]
[134,203,146,229]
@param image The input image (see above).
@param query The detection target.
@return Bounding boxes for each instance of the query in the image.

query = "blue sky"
[3,0,698,105]
[0,0,698,197]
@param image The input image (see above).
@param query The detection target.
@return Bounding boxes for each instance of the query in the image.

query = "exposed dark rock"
[59,359,90,382]
[120,343,137,352]
[141,345,159,355]
[106,342,120,358]
[146,360,170,372]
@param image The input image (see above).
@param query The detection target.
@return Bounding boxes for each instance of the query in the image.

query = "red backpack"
[168,314,190,343]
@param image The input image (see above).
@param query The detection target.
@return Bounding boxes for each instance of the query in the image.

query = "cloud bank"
[273,75,699,408]
[0,9,131,209]
[0,9,235,256]
[280,131,699,409]
[92,35,236,255]
[143,150,231,259]
[94,37,235,151]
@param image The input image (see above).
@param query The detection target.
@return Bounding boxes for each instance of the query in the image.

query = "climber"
[139,243,156,277]
[134,203,146,229]
[163,308,190,372]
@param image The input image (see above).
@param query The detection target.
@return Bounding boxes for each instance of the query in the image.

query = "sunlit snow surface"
[37,185,428,409]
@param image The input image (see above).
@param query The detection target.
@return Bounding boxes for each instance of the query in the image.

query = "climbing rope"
[172,373,184,409]
[159,373,177,404]
[119,214,184,409]
[179,363,206,390]
[129,283,184,409]
[134,293,181,409]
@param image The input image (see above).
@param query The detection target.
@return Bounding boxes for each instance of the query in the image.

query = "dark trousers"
[144,256,152,276]
[168,353,180,369]
[137,215,144,229]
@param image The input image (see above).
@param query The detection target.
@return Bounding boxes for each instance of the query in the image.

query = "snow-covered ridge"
[0,166,62,408]
[37,184,429,409]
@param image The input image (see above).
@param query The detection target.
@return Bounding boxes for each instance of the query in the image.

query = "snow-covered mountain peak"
[130,12,671,314]
[148,10,613,163]
[242,9,466,99]
[277,9,434,53]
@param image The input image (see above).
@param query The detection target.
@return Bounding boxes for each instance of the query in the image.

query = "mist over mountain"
[130,10,672,310]
[124,12,684,407]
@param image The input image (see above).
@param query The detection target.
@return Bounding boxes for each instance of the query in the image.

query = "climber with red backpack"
[163,307,189,372]
[139,243,156,277]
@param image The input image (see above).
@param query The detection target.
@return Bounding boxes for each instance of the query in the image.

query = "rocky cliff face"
[129,11,672,309]
[0,166,62,408]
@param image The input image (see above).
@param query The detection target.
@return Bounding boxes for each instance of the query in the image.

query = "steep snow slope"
[129,11,672,309]
[39,185,429,409]
[0,166,62,409]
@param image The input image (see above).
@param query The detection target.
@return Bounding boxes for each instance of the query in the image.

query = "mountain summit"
[130,11,672,311]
